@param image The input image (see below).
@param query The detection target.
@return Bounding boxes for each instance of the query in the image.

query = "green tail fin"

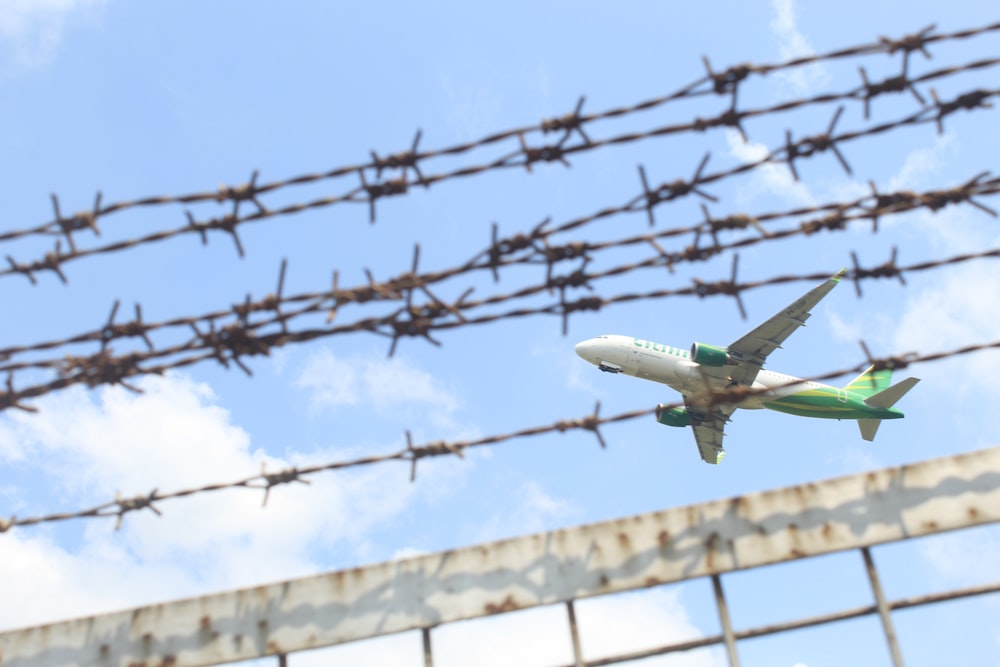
[843,365,892,398]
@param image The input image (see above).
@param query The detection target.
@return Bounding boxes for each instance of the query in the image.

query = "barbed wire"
[2,169,998,413]
[3,20,1000,534]
[1,23,998,285]
[1,336,996,534]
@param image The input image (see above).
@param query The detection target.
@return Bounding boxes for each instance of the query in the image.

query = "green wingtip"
[832,268,848,282]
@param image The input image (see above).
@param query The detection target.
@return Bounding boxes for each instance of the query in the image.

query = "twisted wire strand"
[1,336,996,534]
[1,170,997,411]
[1,23,997,283]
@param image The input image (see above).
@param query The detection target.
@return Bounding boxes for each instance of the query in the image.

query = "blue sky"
[1,2,998,665]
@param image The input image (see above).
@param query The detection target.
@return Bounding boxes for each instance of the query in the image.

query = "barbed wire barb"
[850,246,906,297]
[2,373,38,413]
[6,254,37,285]
[929,87,994,135]
[256,463,310,507]
[371,129,428,188]
[259,259,291,336]
[518,130,573,172]
[405,430,420,482]
[358,167,408,224]
[217,169,268,217]
[542,96,591,146]
[637,152,717,227]
[880,23,936,72]
[113,489,162,531]
[783,106,852,181]
[857,65,926,120]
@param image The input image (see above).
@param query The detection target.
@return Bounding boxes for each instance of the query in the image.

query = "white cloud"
[823,440,880,474]
[431,604,578,666]
[768,0,830,94]
[826,310,862,345]
[575,588,725,666]
[0,373,719,667]
[0,422,25,462]
[269,346,291,375]
[0,530,196,632]
[0,373,462,629]
[726,129,815,208]
[0,374,725,667]
[296,348,361,407]
[892,261,1000,404]
[728,132,769,165]
[265,632,422,667]
[829,133,998,408]
[284,588,724,667]
[825,304,898,358]
[886,133,956,193]
[567,355,601,393]
[0,0,105,71]
[473,478,576,542]
[20,376,252,494]
[295,348,461,425]
[438,67,503,141]
[535,334,600,395]
[918,526,1000,654]
[920,528,1000,587]
[391,546,428,560]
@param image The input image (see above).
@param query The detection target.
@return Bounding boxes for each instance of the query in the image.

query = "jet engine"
[655,404,690,427]
[690,342,730,367]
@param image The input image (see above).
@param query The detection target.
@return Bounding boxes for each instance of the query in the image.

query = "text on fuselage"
[633,338,687,357]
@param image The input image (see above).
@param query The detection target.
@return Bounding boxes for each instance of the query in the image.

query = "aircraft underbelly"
[673,364,771,409]
[633,353,675,384]
[737,387,769,409]
[629,349,777,409]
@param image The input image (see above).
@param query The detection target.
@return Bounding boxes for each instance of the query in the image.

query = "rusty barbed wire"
[2,171,999,412]
[3,79,996,286]
[3,21,1000,534]
[1,23,999,284]
[1,30,995,413]
[1,336,997,534]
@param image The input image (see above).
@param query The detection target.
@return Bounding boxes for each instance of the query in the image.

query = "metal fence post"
[422,627,434,667]
[566,600,586,667]
[861,547,905,667]
[712,574,741,667]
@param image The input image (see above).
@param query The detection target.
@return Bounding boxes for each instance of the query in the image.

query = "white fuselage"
[574,334,826,408]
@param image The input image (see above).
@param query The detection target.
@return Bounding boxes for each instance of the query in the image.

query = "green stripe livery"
[843,365,892,397]
[764,386,903,421]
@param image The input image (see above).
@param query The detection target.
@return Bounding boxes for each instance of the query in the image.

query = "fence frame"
[1,446,998,667]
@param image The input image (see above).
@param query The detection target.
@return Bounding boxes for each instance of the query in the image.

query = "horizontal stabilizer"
[858,419,881,441]
[864,377,920,409]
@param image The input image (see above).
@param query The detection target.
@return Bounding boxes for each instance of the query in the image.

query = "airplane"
[573,269,920,464]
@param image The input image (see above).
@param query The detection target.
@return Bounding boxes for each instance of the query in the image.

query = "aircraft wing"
[701,269,847,387]
[686,399,737,465]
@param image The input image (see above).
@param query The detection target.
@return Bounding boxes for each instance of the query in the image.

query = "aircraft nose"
[574,339,596,361]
